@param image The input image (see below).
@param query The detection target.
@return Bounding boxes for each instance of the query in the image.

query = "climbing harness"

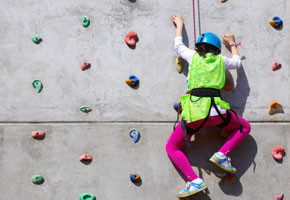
[174,88,243,145]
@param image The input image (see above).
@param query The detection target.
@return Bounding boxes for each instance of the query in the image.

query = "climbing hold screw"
[125,75,139,87]
[125,31,138,47]
[79,193,96,200]
[269,16,283,29]
[81,62,91,71]
[272,146,285,161]
[129,129,140,143]
[31,131,45,140]
[225,175,236,184]
[79,154,93,163]
[81,16,90,27]
[269,101,284,115]
[223,79,234,91]
[275,193,284,200]
[32,80,43,93]
[130,174,141,183]
[32,36,42,44]
[175,57,183,73]
[32,175,44,184]
[80,107,92,113]
[272,62,281,71]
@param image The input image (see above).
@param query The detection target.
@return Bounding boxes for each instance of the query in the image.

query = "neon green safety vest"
[180,52,230,123]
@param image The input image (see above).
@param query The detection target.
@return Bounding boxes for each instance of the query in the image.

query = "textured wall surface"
[0,0,289,199]
[0,124,289,199]
[0,0,288,122]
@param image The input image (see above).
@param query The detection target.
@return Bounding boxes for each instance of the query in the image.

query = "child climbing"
[166,14,251,198]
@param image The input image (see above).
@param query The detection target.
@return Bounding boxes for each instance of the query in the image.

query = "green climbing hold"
[32,36,42,44]
[79,193,96,200]
[80,106,92,113]
[32,175,44,184]
[81,16,90,27]
[32,80,43,93]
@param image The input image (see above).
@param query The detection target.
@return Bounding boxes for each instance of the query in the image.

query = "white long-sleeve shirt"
[174,36,242,116]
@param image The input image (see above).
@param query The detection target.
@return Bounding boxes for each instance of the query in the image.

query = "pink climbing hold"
[31,131,45,139]
[272,146,285,160]
[81,62,91,71]
[272,62,281,71]
[275,193,284,200]
[125,31,138,46]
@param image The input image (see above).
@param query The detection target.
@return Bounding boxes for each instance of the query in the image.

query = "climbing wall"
[0,0,289,199]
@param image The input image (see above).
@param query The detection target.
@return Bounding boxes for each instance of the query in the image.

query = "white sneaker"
[209,152,237,174]
[177,178,207,198]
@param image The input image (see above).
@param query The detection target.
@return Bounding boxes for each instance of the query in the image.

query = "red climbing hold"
[81,62,91,71]
[31,131,45,139]
[272,62,281,71]
[79,154,93,162]
[125,31,138,46]
[272,146,285,161]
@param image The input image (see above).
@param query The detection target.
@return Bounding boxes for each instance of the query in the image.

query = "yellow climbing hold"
[175,57,183,73]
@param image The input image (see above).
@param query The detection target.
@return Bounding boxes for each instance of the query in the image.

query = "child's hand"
[173,14,183,27]
[223,34,236,45]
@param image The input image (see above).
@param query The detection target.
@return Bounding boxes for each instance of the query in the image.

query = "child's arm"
[222,34,242,70]
[173,14,195,64]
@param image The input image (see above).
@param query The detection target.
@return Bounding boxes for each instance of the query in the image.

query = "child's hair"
[196,43,221,58]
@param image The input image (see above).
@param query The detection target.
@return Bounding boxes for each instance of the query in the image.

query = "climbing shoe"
[209,152,237,174]
[177,178,207,198]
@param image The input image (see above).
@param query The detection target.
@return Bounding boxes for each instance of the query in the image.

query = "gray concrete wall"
[0,0,288,122]
[0,124,289,199]
[0,0,289,199]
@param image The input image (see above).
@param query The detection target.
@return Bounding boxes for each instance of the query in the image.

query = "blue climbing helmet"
[195,32,221,52]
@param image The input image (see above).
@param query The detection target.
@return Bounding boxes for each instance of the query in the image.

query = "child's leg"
[165,122,198,181]
[218,110,251,156]
[166,115,226,181]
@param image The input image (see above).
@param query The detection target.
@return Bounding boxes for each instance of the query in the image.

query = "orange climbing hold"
[269,101,284,115]
[125,31,138,47]
[272,62,281,71]
[225,175,236,184]
[223,80,234,91]
[220,0,227,2]
[31,131,45,139]
[272,146,285,161]
[220,129,232,138]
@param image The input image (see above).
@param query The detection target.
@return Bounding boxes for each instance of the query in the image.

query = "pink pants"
[165,110,251,181]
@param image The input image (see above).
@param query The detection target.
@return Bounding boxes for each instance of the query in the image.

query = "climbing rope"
[192,0,197,45]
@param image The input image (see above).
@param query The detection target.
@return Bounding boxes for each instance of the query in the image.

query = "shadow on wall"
[181,25,190,77]
[221,63,250,117]
[173,126,257,199]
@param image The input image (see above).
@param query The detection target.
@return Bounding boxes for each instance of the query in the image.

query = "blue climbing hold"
[125,75,139,87]
[173,103,179,112]
[130,174,141,183]
[129,129,140,143]
[269,16,283,29]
